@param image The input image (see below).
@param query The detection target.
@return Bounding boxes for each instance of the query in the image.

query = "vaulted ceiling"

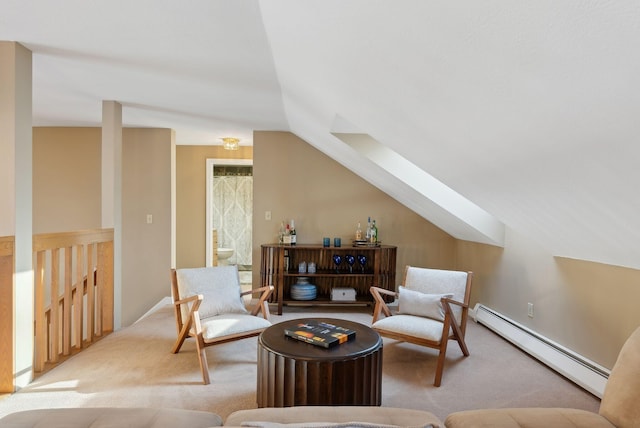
[3,1,639,270]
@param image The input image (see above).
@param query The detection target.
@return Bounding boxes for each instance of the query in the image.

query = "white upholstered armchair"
[170,265,273,384]
[370,265,473,387]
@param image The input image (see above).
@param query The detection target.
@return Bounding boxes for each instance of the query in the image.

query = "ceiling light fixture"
[221,137,240,150]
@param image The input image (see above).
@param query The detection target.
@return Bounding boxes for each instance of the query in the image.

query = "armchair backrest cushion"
[404,267,469,325]
[398,286,453,321]
[599,325,640,428]
[176,266,248,320]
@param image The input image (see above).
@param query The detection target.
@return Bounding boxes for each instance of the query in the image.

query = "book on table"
[284,320,356,348]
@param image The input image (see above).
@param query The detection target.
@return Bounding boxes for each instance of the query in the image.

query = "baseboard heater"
[472,303,609,398]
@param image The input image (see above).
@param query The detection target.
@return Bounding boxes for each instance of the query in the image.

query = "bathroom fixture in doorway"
[206,158,253,282]
[216,247,234,265]
[211,230,235,267]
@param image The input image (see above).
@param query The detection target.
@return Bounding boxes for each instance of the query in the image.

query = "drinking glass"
[332,254,342,273]
[345,254,355,273]
[357,254,367,273]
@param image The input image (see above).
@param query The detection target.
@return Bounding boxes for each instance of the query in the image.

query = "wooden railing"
[33,228,114,372]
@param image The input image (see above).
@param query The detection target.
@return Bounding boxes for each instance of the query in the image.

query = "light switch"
[146,214,153,224]
[265,211,272,221]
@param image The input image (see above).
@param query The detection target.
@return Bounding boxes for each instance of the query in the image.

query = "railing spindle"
[50,248,60,363]
[73,244,84,350]
[34,250,47,372]
[63,246,73,355]
[86,243,95,343]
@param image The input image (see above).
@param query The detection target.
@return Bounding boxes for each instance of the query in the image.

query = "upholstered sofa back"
[599,326,640,428]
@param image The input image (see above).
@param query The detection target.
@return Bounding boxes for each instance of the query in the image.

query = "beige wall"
[175,130,456,287]
[33,128,102,233]
[457,227,640,369]
[252,131,457,288]
[121,128,173,326]
[176,145,253,268]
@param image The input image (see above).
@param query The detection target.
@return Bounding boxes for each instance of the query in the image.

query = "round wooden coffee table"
[256,318,383,407]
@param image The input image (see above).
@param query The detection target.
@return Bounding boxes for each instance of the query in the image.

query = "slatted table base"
[256,318,383,407]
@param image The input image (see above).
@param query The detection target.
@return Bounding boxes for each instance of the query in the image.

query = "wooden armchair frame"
[170,268,273,384]
[370,265,473,387]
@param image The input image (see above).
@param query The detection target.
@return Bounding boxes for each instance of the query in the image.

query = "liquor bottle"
[365,217,372,241]
[290,219,297,245]
[355,222,362,241]
[371,219,378,243]
[283,222,292,244]
[279,221,286,244]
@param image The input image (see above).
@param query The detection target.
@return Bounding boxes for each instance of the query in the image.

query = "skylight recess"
[333,130,504,246]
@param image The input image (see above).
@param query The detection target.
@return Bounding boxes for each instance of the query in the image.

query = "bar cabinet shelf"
[260,243,397,315]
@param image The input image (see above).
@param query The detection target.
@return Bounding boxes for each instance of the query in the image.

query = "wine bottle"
[371,219,378,243]
[290,219,297,245]
[283,222,292,244]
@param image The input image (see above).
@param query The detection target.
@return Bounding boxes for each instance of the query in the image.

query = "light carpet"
[0,304,600,422]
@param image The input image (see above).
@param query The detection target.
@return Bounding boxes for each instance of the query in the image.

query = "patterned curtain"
[212,168,253,266]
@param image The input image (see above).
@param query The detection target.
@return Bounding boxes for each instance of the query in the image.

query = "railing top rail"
[33,228,114,251]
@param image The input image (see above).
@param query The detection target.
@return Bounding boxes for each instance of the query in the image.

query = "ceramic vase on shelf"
[290,277,316,300]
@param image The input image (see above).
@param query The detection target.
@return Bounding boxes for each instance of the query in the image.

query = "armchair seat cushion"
[444,408,616,428]
[373,314,445,342]
[201,313,272,343]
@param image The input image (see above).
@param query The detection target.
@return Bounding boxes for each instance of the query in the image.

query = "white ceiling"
[3,1,640,270]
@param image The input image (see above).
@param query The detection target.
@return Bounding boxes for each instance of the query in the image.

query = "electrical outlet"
[527,302,534,318]
[146,214,153,224]
[265,210,272,221]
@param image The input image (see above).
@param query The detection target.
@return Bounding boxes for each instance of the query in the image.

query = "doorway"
[206,158,253,285]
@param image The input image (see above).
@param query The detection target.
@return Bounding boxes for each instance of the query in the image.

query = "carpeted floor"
[0,304,600,423]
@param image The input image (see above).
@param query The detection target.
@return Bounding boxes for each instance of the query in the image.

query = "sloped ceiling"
[2,1,639,269]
